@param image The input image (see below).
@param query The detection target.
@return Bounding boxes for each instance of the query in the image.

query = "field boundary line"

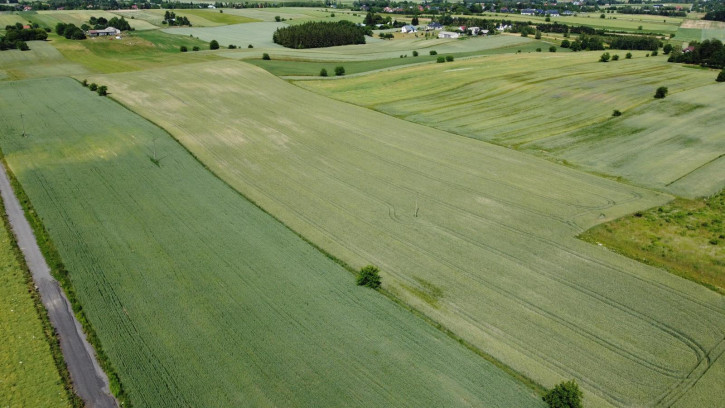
[0,157,118,408]
[102,89,549,398]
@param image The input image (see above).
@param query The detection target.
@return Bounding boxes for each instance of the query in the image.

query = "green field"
[0,77,544,408]
[297,51,723,198]
[219,33,534,60]
[95,60,725,408]
[477,11,683,33]
[582,191,725,294]
[110,8,260,28]
[49,31,217,73]
[0,212,70,407]
[0,41,89,81]
[21,10,157,31]
[247,39,552,76]
[165,21,288,48]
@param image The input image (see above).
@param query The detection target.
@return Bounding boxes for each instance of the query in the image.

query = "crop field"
[49,31,218,73]
[95,60,725,408]
[531,82,725,198]
[219,34,533,60]
[0,77,544,408]
[298,51,723,198]
[23,10,157,31]
[247,39,551,76]
[164,21,287,48]
[0,12,27,29]
[0,219,70,407]
[476,11,682,33]
[111,8,260,28]
[0,41,89,81]
[222,7,362,24]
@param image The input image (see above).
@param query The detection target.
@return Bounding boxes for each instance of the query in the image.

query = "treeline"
[669,39,725,68]
[0,23,48,51]
[609,35,661,50]
[704,9,725,22]
[87,16,133,31]
[273,21,368,49]
[535,22,603,35]
[615,5,687,17]
[55,22,86,40]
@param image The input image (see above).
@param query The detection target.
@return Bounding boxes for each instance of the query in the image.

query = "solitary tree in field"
[357,265,381,289]
[654,86,668,99]
[663,43,673,54]
[543,380,583,408]
[320,68,328,77]
[626,52,632,59]
[717,68,725,82]
[209,40,219,50]
[97,85,108,96]
[262,53,270,60]
[335,66,345,76]
[89,83,98,91]
[599,52,610,62]
[411,16,419,25]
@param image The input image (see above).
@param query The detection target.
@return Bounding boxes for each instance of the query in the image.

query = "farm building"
[87,27,121,37]
[401,25,417,33]
[521,8,536,15]
[438,31,460,39]
[426,22,443,30]
[546,10,560,16]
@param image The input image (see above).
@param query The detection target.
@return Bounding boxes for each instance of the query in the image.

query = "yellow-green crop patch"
[477,11,683,33]
[297,51,722,197]
[0,77,544,408]
[96,60,725,408]
[0,213,70,407]
[0,41,89,81]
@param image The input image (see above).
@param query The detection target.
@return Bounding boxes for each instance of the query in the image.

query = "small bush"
[560,39,570,48]
[248,44,253,48]
[180,45,188,52]
[262,53,270,60]
[612,54,619,61]
[445,55,454,62]
[334,66,345,76]
[275,16,281,22]
[626,52,632,59]
[357,265,381,289]
[97,85,108,96]
[81,79,88,87]
[536,48,542,52]
[412,50,418,57]
[612,110,622,117]
[192,46,200,51]
[429,50,437,55]
[599,52,610,62]
[436,56,445,63]
[651,50,658,56]
[320,68,328,77]
[547,45,555,52]
[210,40,219,50]
[535,30,541,39]
[228,44,237,49]
[663,44,673,54]
[543,380,583,408]
[89,83,98,91]
[717,69,725,82]
[654,86,668,99]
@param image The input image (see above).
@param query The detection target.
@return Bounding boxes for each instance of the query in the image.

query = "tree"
[210,40,219,50]
[89,83,98,91]
[718,69,725,82]
[654,86,668,99]
[82,79,88,87]
[599,52,611,62]
[612,54,619,61]
[180,45,188,52]
[357,265,381,289]
[561,39,570,48]
[320,68,328,77]
[192,46,200,51]
[429,50,437,55]
[262,53,270,60]
[437,56,445,63]
[612,109,622,116]
[535,30,542,40]
[411,16,419,26]
[663,43,673,54]
[626,52,632,59]
[542,380,583,408]
[549,46,557,52]
[412,50,418,57]
[97,85,108,96]
[651,50,658,56]
[335,66,345,76]
[446,55,454,61]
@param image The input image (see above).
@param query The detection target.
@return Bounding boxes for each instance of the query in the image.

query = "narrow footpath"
[0,161,118,408]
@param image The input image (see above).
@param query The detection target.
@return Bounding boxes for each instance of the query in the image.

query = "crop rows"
[96,60,725,407]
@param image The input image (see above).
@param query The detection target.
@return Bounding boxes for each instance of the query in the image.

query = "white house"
[438,31,460,39]
[401,25,417,33]
[87,27,121,37]
[426,22,443,30]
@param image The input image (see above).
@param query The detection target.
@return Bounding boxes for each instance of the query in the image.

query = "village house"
[401,25,417,33]
[438,31,460,39]
[426,22,443,30]
[87,27,122,37]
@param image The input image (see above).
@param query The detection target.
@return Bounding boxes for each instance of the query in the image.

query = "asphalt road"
[0,161,119,408]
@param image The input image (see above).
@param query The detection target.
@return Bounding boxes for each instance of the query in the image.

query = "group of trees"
[559,34,605,51]
[273,21,368,49]
[55,22,86,40]
[669,39,725,69]
[609,35,661,51]
[0,23,48,51]
[163,11,191,26]
[81,79,108,96]
[703,8,725,22]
